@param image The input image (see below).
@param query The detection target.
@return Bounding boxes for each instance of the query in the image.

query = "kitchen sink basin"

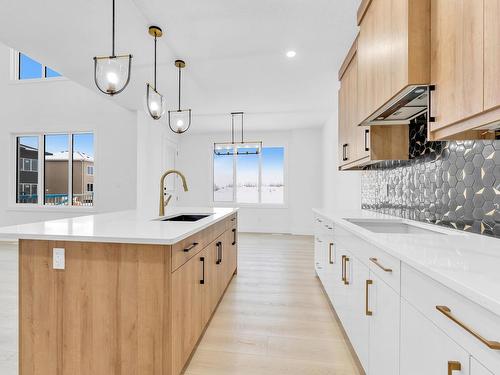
[345,219,446,235]
[161,214,212,222]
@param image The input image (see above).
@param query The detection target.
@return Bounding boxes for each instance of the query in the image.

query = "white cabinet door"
[345,255,370,371]
[314,236,326,278]
[471,358,494,375]
[401,299,470,375]
[368,273,399,375]
[321,238,337,302]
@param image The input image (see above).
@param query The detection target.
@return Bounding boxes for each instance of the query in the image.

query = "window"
[15,132,94,207]
[16,52,61,80]
[213,146,285,205]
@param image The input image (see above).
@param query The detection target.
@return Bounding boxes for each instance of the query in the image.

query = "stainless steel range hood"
[360,85,429,126]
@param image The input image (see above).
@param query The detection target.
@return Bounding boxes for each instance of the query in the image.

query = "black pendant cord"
[153,35,157,90]
[111,0,115,56]
[178,67,182,111]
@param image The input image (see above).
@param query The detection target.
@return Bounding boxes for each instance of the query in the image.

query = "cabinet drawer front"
[366,245,401,293]
[225,213,237,230]
[402,264,500,373]
[171,220,227,272]
[334,225,401,293]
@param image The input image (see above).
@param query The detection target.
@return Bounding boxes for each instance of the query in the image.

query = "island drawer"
[171,218,228,272]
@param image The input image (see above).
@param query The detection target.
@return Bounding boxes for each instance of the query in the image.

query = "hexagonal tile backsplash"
[362,115,500,237]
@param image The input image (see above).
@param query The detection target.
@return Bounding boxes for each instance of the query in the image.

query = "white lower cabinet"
[313,213,500,375]
[346,255,370,370]
[368,273,400,375]
[401,298,470,375]
[471,357,494,375]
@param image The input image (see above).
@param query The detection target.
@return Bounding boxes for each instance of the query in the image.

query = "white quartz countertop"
[0,207,238,245]
[313,208,500,317]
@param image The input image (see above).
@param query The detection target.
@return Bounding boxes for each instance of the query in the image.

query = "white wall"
[136,111,179,217]
[0,43,138,226]
[321,112,361,212]
[176,128,323,235]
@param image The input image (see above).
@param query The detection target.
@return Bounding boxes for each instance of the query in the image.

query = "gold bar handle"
[328,243,335,264]
[341,255,346,282]
[436,305,500,350]
[369,257,393,273]
[448,361,461,375]
[343,256,350,285]
[365,280,373,316]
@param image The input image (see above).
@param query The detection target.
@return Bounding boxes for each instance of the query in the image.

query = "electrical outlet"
[53,248,65,270]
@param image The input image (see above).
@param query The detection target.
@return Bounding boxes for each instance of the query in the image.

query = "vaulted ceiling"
[0,0,359,132]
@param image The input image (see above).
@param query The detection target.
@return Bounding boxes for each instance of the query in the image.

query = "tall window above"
[14,133,94,207]
[213,146,285,205]
[16,52,61,80]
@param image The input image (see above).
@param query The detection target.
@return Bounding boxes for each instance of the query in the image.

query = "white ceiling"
[0,0,359,132]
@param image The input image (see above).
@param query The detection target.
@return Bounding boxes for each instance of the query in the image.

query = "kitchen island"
[0,207,238,375]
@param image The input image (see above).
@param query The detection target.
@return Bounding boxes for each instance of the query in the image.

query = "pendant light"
[214,112,263,155]
[146,26,166,120]
[168,60,192,133]
[93,0,132,96]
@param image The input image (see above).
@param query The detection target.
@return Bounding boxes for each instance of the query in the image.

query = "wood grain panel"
[484,0,500,111]
[430,0,484,130]
[19,240,171,375]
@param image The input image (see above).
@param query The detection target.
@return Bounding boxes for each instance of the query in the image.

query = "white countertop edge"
[0,208,238,245]
[312,208,500,317]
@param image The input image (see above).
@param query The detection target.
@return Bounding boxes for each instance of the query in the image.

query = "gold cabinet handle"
[342,256,350,285]
[448,361,461,375]
[365,280,373,316]
[369,257,393,273]
[436,306,500,350]
[328,243,335,264]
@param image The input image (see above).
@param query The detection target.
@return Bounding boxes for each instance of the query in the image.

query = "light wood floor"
[0,234,361,375]
[184,233,362,375]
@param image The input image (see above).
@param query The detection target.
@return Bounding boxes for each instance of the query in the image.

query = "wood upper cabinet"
[338,36,409,170]
[357,0,430,124]
[429,0,500,140]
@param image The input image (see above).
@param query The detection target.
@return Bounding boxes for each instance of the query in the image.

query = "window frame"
[10,131,96,211]
[10,49,66,83]
[211,144,288,208]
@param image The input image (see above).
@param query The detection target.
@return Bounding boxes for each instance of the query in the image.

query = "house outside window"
[87,166,94,175]
[213,146,285,205]
[15,133,94,207]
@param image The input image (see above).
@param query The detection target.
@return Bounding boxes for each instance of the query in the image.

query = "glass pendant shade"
[146,83,166,120]
[93,55,132,95]
[168,109,192,133]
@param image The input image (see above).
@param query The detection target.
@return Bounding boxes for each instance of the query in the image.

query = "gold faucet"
[159,169,188,217]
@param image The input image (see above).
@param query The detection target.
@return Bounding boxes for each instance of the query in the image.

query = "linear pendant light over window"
[214,112,262,155]
[168,60,192,134]
[146,26,166,120]
[93,0,132,95]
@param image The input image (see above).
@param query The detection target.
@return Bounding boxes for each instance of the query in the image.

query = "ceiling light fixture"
[214,112,263,156]
[168,60,192,133]
[286,50,297,58]
[146,26,166,120]
[93,0,132,95]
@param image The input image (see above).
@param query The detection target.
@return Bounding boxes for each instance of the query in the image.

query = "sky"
[19,53,60,79]
[214,147,284,187]
[19,133,94,157]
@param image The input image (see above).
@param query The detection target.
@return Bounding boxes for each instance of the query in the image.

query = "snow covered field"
[214,186,284,204]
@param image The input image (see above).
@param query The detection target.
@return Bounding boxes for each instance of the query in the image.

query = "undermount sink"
[160,214,212,222]
[345,219,446,235]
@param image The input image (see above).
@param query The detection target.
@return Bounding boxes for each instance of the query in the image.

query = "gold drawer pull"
[369,257,393,273]
[328,243,335,264]
[436,306,500,350]
[448,361,461,375]
[365,279,373,316]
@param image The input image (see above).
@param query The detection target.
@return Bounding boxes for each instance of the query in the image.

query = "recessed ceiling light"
[286,50,296,58]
